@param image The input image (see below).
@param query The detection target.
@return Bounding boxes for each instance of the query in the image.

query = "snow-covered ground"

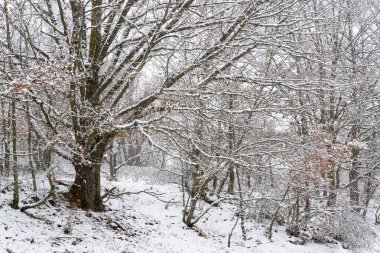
[0,171,378,253]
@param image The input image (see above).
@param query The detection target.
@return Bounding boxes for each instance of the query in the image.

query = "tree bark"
[228,164,235,194]
[2,100,10,176]
[349,146,360,212]
[67,162,104,211]
[109,151,117,181]
[27,103,37,192]
[11,96,19,209]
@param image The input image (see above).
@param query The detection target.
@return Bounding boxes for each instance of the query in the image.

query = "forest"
[0,0,380,252]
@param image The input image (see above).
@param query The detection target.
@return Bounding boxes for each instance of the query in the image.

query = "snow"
[0,173,378,253]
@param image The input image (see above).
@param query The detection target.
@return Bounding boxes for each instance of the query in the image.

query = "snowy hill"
[1,174,377,253]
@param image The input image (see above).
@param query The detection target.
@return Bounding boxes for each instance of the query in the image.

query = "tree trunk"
[362,176,377,218]
[67,162,104,211]
[33,142,43,171]
[42,146,52,170]
[212,175,218,192]
[349,147,360,212]
[184,174,213,227]
[236,168,247,241]
[11,96,19,209]
[326,167,337,207]
[109,151,117,181]
[217,169,229,195]
[228,164,235,194]
[227,95,235,194]
[349,123,360,212]
[27,103,37,192]
[2,100,10,176]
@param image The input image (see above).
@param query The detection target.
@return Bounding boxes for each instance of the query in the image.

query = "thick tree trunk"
[67,162,104,211]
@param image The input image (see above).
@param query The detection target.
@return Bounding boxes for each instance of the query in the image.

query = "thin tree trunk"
[11,97,19,209]
[349,148,360,211]
[268,184,290,241]
[349,127,360,212]
[228,164,235,194]
[227,95,234,194]
[217,169,229,195]
[2,100,10,176]
[108,141,117,181]
[27,103,37,191]
[326,166,337,207]
[3,0,12,178]
[236,168,247,241]
[110,151,117,181]
[184,175,212,227]
[212,175,218,192]
[42,146,52,170]
[362,176,377,218]
[32,141,42,171]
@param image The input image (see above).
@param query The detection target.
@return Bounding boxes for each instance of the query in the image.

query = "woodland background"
[0,0,380,252]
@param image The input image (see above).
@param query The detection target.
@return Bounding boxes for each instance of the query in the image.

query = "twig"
[55,236,83,239]
[22,210,52,225]
[189,198,225,226]
[113,220,126,231]
[1,182,13,193]
[101,187,170,204]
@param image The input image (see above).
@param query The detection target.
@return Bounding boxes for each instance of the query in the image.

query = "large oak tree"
[0,0,311,211]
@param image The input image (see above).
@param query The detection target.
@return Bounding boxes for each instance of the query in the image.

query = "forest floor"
[0,170,378,253]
